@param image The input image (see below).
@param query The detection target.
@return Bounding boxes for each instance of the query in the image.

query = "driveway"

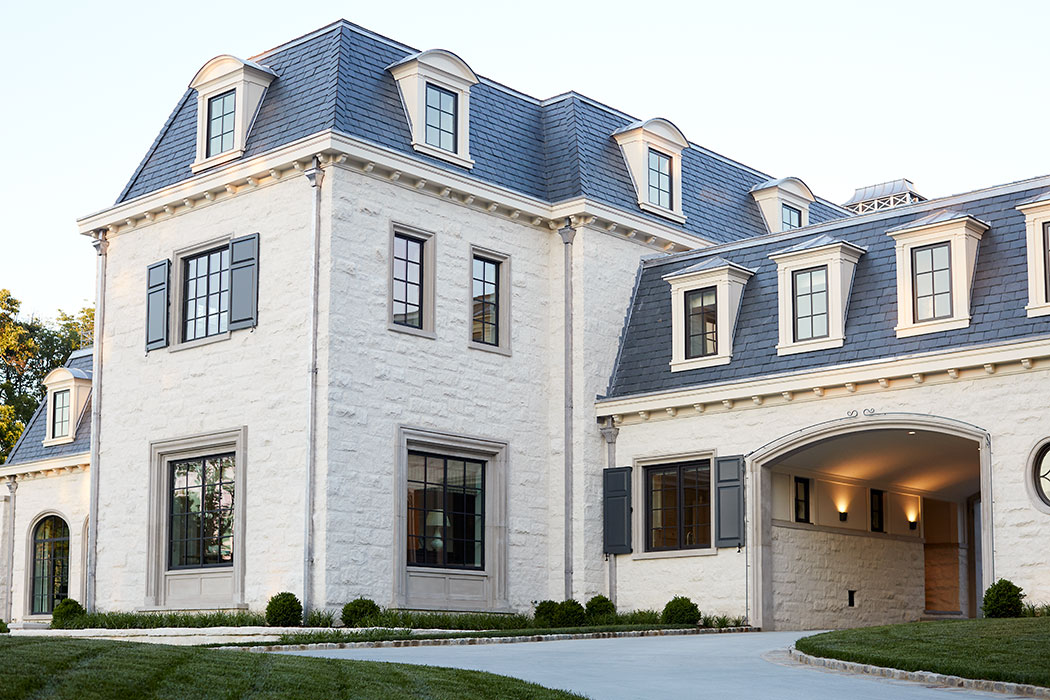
[285,630,1012,699]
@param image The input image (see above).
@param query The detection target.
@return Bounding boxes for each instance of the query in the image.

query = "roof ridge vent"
[843,178,926,214]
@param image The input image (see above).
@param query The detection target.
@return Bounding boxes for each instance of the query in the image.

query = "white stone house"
[2,20,1047,630]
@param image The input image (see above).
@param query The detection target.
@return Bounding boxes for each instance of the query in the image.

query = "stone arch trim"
[24,509,72,618]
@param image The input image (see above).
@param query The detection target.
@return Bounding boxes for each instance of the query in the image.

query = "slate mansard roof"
[605,178,1050,399]
[5,349,93,466]
[116,20,844,245]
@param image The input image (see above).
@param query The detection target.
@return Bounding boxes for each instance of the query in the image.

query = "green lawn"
[0,635,584,700]
[795,617,1050,688]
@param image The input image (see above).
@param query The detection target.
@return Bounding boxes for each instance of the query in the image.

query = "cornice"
[0,456,89,480]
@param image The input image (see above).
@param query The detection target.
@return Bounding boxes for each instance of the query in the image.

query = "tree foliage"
[0,289,94,464]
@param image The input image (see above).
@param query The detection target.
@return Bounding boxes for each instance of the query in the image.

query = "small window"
[870,489,885,532]
[407,451,485,570]
[782,204,802,231]
[183,247,231,342]
[685,287,717,359]
[792,266,829,342]
[648,149,672,210]
[31,516,69,615]
[392,233,425,329]
[425,83,457,153]
[169,453,235,569]
[912,242,952,322]
[794,477,810,523]
[206,90,236,158]
[51,390,70,438]
[472,256,500,346]
[646,460,711,551]
[1034,443,1050,508]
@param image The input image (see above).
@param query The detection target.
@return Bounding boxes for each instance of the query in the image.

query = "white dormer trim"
[189,55,277,174]
[40,366,91,447]
[770,237,866,356]
[1017,195,1050,318]
[887,213,988,338]
[613,118,689,224]
[664,259,754,372]
[750,177,816,233]
[388,49,479,170]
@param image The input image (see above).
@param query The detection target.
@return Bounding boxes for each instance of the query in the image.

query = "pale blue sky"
[2,0,1048,317]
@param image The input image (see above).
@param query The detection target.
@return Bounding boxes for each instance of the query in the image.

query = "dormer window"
[685,287,717,358]
[41,363,92,446]
[782,204,802,231]
[51,390,70,438]
[792,266,828,341]
[912,242,952,322]
[613,118,689,223]
[206,90,236,158]
[750,178,816,233]
[388,49,479,170]
[1016,193,1050,318]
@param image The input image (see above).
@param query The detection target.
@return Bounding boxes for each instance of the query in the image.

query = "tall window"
[1043,222,1050,304]
[407,451,484,570]
[913,242,952,322]
[169,453,235,569]
[183,248,230,342]
[31,516,69,615]
[648,149,672,210]
[782,204,802,230]
[206,90,236,158]
[646,460,711,551]
[425,84,457,153]
[472,256,499,346]
[792,266,828,342]
[685,287,717,359]
[870,489,885,533]
[794,477,810,523]
[392,234,424,329]
[52,389,70,438]
[1034,443,1050,508]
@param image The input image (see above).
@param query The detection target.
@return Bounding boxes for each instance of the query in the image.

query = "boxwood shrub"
[661,595,700,625]
[341,598,381,627]
[265,592,303,627]
[983,578,1025,618]
[50,599,86,629]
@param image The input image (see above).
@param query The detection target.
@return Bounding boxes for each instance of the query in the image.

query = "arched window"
[31,516,69,615]
[1035,444,1050,508]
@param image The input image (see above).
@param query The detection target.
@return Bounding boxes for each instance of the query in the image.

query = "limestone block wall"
[771,524,924,629]
[0,492,8,620]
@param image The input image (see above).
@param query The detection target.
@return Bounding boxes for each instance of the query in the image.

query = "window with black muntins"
[648,149,672,209]
[392,234,424,328]
[794,477,810,523]
[646,460,711,551]
[52,389,70,438]
[407,451,485,570]
[425,84,457,153]
[169,453,235,569]
[870,488,885,533]
[472,256,499,345]
[912,242,952,322]
[685,287,717,358]
[183,248,230,341]
[206,90,236,157]
[792,266,829,342]
[31,516,69,615]
[782,204,802,230]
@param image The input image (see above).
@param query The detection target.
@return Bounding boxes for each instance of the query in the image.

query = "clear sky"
[3,0,1048,318]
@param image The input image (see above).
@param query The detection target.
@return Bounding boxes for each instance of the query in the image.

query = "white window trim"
[613,118,688,223]
[664,260,754,372]
[467,245,511,356]
[631,451,718,560]
[394,426,510,611]
[770,240,865,356]
[388,223,437,339]
[750,178,815,233]
[40,369,90,447]
[888,216,987,338]
[1017,198,1050,318]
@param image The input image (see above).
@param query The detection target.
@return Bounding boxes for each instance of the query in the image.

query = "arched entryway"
[746,413,992,631]
[30,515,70,615]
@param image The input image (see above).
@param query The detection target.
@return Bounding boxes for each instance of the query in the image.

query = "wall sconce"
[838,510,848,522]
[909,519,918,530]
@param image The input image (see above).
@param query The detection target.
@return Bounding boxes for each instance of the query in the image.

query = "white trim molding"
[612,118,689,223]
[750,177,816,233]
[40,367,92,447]
[1017,196,1050,318]
[630,451,718,561]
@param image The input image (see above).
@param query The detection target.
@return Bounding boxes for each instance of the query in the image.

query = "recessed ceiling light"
[907,431,916,435]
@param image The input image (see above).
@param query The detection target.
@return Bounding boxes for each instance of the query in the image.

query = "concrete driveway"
[285,630,1012,699]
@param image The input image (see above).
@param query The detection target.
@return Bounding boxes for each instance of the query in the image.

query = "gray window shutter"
[228,233,259,331]
[145,259,170,351]
[715,455,744,548]
[603,466,632,554]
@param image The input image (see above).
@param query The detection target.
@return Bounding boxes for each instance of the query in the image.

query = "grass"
[795,617,1050,688]
[52,610,267,630]
[0,635,583,700]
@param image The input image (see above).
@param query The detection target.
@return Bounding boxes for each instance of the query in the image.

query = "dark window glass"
[183,247,230,342]
[646,460,711,551]
[648,149,672,209]
[52,389,70,438]
[685,287,717,359]
[425,84,457,153]
[1034,443,1050,507]
[912,242,952,322]
[1043,222,1050,304]
[407,451,485,570]
[169,453,235,569]
[794,477,810,523]
[206,90,236,158]
[870,489,885,533]
[31,516,69,615]
[472,257,499,346]
[782,204,802,230]
[392,234,424,329]
[793,266,829,342]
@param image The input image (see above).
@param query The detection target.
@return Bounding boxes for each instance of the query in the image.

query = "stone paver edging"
[790,647,1050,698]
[230,625,756,653]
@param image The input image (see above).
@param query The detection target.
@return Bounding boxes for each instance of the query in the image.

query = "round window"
[1036,444,1050,507]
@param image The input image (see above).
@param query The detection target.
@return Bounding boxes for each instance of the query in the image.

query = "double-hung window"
[912,242,952,322]
[794,477,810,523]
[792,266,828,342]
[646,460,711,551]
[206,90,236,158]
[183,248,231,341]
[685,287,717,359]
[782,204,802,231]
[392,234,425,329]
[406,451,484,570]
[425,83,457,153]
[472,256,500,346]
[648,149,672,210]
[169,453,235,569]
[51,389,70,438]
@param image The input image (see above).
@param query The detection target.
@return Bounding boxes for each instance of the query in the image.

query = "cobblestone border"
[227,625,757,653]
[790,648,1050,698]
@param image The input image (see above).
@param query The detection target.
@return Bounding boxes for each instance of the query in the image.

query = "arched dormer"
[613,118,690,223]
[388,49,480,170]
[749,177,816,233]
[189,55,277,173]
[41,366,92,446]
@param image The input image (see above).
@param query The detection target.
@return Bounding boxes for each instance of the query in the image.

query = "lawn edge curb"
[789,647,1050,698]
[227,625,758,653]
